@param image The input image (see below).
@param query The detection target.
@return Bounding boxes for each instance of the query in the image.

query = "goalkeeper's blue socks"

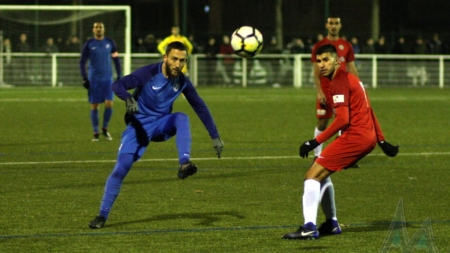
[90,109,99,133]
[103,107,113,129]
[99,153,134,219]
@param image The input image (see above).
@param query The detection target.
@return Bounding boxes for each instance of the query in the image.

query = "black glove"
[378,140,399,157]
[299,139,320,158]
[212,137,224,158]
[82,77,90,89]
[125,97,138,115]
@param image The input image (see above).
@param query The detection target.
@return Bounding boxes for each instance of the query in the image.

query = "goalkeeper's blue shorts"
[117,113,190,159]
[88,79,114,103]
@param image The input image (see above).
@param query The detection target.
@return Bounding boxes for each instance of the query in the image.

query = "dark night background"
[2,0,450,52]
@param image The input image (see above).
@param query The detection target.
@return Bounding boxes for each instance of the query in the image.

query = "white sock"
[320,177,337,221]
[314,127,323,157]
[303,179,321,225]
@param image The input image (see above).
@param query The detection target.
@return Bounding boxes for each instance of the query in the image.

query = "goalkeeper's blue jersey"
[80,37,118,81]
[112,62,219,139]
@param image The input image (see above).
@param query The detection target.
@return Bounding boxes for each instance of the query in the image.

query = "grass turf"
[1,86,449,252]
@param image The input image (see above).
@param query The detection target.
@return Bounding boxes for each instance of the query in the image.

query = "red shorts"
[316,86,333,119]
[316,132,377,171]
[316,98,334,119]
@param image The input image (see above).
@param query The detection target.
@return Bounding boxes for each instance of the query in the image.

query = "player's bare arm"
[313,62,326,106]
[347,61,359,77]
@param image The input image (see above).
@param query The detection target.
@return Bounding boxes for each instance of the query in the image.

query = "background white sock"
[320,176,337,221]
[314,127,323,157]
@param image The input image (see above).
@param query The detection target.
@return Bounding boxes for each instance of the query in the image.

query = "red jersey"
[315,69,378,171]
[316,69,376,143]
[311,38,355,89]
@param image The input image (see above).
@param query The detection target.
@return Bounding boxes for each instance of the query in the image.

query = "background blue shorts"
[88,79,114,103]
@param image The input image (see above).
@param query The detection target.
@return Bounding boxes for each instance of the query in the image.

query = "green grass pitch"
[1,86,449,252]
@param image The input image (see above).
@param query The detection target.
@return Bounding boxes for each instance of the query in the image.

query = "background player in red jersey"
[283,44,398,240]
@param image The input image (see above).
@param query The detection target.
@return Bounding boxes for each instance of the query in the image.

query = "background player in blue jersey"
[88,41,224,229]
[80,22,122,142]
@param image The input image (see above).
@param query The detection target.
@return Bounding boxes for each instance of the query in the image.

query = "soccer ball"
[230,26,263,58]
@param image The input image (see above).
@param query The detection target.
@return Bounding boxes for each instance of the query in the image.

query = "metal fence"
[1,53,450,88]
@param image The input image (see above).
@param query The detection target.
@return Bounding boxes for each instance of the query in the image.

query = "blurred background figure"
[143,34,157,53]
[65,35,82,52]
[189,34,202,54]
[2,38,13,84]
[41,37,59,84]
[362,38,375,54]
[157,26,193,74]
[203,36,219,85]
[42,37,59,54]
[15,33,31,84]
[428,33,442,54]
[263,36,284,87]
[391,36,409,54]
[408,36,428,86]
[289,38,306,54]
[375,35,390,54]
[217,34,234,85]
[133,36,147,53]
[350,37,360,54]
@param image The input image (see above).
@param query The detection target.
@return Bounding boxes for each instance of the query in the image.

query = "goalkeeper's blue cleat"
[282,222,319,240]
[102,128,113,141]
[92,133,100,142]
[89,216,106,229]
[318,219,342,235]
[177,161,197,179]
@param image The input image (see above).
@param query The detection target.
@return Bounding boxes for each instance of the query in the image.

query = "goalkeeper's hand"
[125,97,138,115]
[82,77,90,89]
[212,137,224,158]
[299,139,319,158]
[378,140,399,157]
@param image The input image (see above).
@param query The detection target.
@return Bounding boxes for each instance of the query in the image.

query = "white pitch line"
[0,152,449,166]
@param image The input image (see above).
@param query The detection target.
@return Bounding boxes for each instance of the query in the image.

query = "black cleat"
[318,219,342,235]
[345,163,360,169]
[89,216,106,229]
[102,128,113,141]
[92,133,100,142]
[177,161,198,179]
[282,222,319,240]
[350,163,360,168]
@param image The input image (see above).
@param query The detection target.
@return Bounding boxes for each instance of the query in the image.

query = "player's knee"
[111,154,135,179]
[105,101,113,108]
[173,112,189,124]
[317,119,329,131]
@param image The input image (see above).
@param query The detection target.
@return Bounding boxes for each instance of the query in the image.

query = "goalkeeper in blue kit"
[80,22,122,141]
[89,41,224,229]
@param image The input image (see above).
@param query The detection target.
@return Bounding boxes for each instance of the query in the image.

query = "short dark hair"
[165,41,187,55]
[328,14,340,19]
[316,44,337,56]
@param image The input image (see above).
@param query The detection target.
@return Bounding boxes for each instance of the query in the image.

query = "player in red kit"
[283,44,398,240]
[310,15,359,165]
[302,16,397,240]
